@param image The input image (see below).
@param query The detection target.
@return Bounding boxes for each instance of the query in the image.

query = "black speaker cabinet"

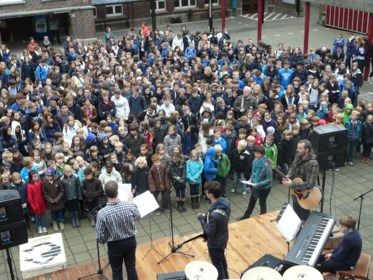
[0,190,24,227]
[312,124,347,154]
[0,221,28,250]
[316,148,346,172]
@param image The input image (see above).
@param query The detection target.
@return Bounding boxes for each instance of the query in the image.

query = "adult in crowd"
[237,146,273,220]
[198,181,230,280]
[316,215,362,273]
[96,181,141,280]
[282,139,319,221]
[233,86,258,118]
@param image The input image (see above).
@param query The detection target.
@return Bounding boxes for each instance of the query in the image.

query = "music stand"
[275,203,302,253]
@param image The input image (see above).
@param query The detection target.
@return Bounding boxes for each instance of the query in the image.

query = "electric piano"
[285,211,335,267]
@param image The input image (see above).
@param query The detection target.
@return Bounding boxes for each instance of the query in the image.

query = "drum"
[241,266,283,280]
[283,265,323,280]
[185,260,218,280]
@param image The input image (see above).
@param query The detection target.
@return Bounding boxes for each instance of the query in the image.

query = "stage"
[25,211,299,279]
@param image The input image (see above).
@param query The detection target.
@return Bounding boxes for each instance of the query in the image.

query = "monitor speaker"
[0,190,28,249]
[316,148,346,172]
[311,124,347,154]
[0,190,24,227]
[0,221,28,250]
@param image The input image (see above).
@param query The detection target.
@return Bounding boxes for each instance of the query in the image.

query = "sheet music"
[118,183,132,201]
[241,180,253,185]
[276,204,302,242]
[133,191,159,218]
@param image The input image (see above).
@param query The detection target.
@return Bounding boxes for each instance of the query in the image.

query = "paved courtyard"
[1,4,373,279]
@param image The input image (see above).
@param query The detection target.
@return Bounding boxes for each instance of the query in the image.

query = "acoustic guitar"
[273,167,322,210]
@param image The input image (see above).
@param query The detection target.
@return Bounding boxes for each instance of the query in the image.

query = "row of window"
[98,0,219,17]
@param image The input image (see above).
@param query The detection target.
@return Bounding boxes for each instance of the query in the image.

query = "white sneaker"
[42,227,48,233]
[242,191,247,196]
[38,227,42,234]
[231,188,236,193]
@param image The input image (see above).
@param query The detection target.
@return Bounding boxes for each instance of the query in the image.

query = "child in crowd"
[231,140,251,196]
[262,133,278,169]
[131,156,149,196]
[168,152,187,212]
[148,154,170,216]
[32,149,47,178]
[61,165,82,228]
[345,110,362,166]
[186,149,204,209]
[43,167,65,231]
[215,144,231,197]
[27,170,46,234]
[11,173,31,235]
[362,115,373,163]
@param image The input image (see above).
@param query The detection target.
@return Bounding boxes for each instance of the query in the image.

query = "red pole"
[365,13,373,80]
[258,0,263,42]
[221,0,226,31]
[303,1,310,54]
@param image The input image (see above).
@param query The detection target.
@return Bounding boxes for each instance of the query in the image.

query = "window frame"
[173,0,196,10]
[155,0,166,11]
[204,0,219,6]
[105,4,123,17]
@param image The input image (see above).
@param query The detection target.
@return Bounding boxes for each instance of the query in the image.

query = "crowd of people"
[0,24,372,235]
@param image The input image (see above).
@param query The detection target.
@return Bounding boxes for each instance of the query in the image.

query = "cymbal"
[283,265,323,280]
[241,266,283,280]
[185,260,218,280]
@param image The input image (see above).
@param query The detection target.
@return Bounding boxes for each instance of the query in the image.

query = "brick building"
[0,0,95,44]
[0,0,327,44]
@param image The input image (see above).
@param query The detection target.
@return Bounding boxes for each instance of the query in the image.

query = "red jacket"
[27,180,46,215]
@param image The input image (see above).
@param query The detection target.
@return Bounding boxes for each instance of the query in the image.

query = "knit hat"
[45,167,56,177]
[99,133,108,142]
[267,126,276,134]
[86,132,97,146]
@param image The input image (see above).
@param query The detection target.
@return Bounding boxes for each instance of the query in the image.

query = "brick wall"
[69,9,96,40]
[0,0,90,15]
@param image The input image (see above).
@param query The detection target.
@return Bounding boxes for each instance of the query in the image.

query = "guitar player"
[282,139,319,221]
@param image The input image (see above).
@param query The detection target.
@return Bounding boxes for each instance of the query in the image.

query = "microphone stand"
[78,206,109,280]
[157,186,194,264]
[353,188,373,231]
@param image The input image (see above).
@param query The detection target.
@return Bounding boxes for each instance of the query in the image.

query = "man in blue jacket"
[198,181,231,280]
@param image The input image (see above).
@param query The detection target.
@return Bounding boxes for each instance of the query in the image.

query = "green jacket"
[262,143,278,168]
[217,154,231,177]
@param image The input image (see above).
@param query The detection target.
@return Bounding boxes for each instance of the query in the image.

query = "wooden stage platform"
[29,211,292,279]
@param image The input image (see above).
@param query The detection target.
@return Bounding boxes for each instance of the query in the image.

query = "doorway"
[242,0,258,14]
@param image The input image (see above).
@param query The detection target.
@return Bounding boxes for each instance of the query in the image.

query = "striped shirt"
[96,199,140,244]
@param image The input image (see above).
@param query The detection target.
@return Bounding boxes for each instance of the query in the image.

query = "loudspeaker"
[0,190,24,226]
[312,124,347,154]
[316,148,346,172]
[0,221,28,250]
[0,190,28,249]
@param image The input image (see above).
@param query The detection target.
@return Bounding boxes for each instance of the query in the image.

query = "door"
[242,0,258,14]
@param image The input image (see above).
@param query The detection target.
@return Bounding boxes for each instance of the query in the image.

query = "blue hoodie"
[198,197,231,248]
[204,147,219,181]
[186,158,204,184]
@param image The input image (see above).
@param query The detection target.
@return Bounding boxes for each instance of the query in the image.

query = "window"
[204,0,219,5]
[174,0,196,9]
[106,4,123,17]
[93,7,97,18]
[156,0,166,10]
